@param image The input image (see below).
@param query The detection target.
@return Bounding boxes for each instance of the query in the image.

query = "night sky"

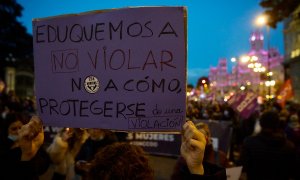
[17,0,284,85]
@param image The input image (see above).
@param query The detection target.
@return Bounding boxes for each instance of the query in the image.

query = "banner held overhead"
[33,7,187,131]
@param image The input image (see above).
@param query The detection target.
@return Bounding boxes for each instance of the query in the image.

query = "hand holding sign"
[181,121,207,175]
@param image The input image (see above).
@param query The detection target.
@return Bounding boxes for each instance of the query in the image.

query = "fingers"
[189,138,205,151]
[183,121,196,140]
[182,136,205,153]
[183,121,207,145]
[181,121,206,175]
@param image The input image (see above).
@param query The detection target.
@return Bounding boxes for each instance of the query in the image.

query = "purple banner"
[127,132,181,156]
[33,7,187,131]
[236,92,258,119]
[228,92,258,119]
[230,93,247,111]
[126,120,233,157]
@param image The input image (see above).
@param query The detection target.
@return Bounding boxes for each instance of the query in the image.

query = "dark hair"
[260,110,280,130]
[1,112,25,137]
[88,142,153,180]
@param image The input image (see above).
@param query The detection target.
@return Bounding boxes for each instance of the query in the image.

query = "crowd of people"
[0,90,227,179]
[187,99,236,122]
[1,89,300,179]
[187,96,300,179]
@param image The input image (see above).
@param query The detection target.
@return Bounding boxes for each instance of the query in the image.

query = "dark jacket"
[242,130,297,180]
[75,131,117,176]
[171,158,226,180]
[0,146,50,180]
[75,131,117,162]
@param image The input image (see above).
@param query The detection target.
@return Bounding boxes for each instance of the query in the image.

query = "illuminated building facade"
[209,59,228,94]
[283,5,300,103]
[209,31,284,97]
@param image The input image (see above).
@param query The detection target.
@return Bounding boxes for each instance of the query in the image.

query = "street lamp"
[241,55,250,63]
[231,56,252,90]
[255,15,267,26]
[234,54,266,95]
[255,14,273,100]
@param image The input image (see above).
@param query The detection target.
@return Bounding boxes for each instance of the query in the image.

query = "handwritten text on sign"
[33,7,186,131]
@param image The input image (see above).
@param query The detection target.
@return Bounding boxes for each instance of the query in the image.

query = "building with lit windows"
[209,31,284,98]
[0,54,34,98]
[283,5,300,103]
[209,59,228,94]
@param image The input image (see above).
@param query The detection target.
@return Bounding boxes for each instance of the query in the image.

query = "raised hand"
[18,116,44,161]
[181,121,207,175]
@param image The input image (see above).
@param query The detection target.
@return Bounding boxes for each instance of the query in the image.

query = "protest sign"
[229,93,247,111]
[235,92,258,119]
[127,132,181,156]
[126,119,232,156]
[33,7,187,131]
[228,92,258,119]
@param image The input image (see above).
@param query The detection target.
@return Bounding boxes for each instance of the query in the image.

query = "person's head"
[88,128,106,141]
[259,110,280,130]
[88,142,153,180]
[288,114,299,128]
[2,113,24,141]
